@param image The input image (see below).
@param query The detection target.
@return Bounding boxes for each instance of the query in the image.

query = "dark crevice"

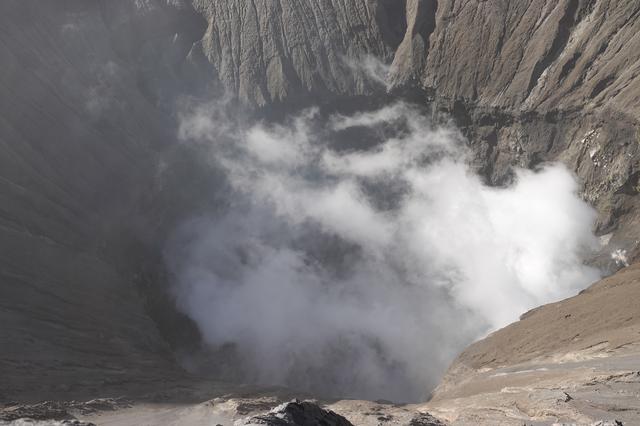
[590,75,615,99]
[615,171,640,196]
[376,0,408,51]
[414,0,439,61]
[559,50,582,83]
[526,0,580,96]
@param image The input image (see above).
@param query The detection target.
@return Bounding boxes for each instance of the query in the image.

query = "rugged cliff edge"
[1,1,639,425]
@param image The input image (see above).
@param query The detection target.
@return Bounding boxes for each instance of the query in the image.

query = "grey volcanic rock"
[396,0,640,117]
[0,398,131,424]
[238,400,353,426]
[389,0,437,88]
[407,412,447,426]
[187,0,640,119]
[191,0,405,105]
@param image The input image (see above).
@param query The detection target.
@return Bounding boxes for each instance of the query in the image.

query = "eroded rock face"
[189,0,640,119]
[407,0,640,117]
[190,0,405,105]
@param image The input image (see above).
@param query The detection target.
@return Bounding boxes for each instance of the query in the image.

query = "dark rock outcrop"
[238,400,353,426]
[0,399,108,425]
[407,412,447,426]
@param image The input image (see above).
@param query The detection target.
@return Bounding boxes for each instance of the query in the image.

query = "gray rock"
[191,0,403,105]
[237,400,353,426]
[0,401,97,425]
[413,0,640,118]
[408,412,447,426]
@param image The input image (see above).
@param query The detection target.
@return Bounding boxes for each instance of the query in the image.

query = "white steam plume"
[167,101,601,402]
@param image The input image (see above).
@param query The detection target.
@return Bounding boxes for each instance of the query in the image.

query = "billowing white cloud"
[168,101,601,402]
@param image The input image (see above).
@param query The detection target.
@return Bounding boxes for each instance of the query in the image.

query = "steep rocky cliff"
[397,0,640,266]
[189,0,640,267]
[190,0,406,105]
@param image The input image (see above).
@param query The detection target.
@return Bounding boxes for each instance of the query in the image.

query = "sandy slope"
[424,263,640,425]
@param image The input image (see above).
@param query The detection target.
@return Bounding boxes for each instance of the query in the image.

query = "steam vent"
[1,1,639,425]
